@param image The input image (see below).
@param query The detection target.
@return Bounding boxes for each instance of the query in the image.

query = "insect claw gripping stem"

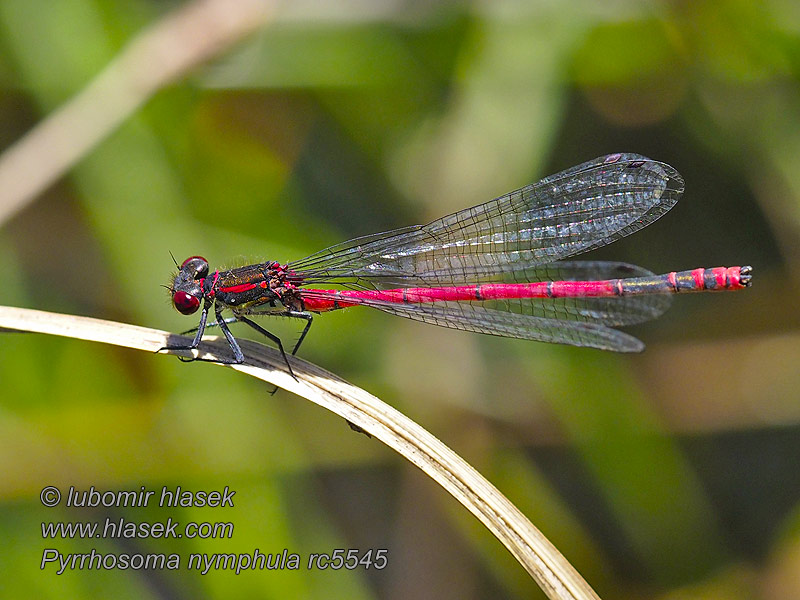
[166,154,753,371]
[286,311,313,356]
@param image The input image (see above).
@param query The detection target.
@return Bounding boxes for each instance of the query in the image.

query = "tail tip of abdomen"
[738,265,753,287]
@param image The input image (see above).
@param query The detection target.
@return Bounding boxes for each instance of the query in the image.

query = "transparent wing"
[289,153,684,287]
[298,289,645,352]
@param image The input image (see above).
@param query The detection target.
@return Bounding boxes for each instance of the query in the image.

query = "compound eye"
[180,256,209,280]
[173,291,201,315]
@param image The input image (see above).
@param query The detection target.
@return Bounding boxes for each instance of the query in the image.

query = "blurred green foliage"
[1,1,799,599]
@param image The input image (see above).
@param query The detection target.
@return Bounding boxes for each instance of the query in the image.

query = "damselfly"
[164,153,751,371]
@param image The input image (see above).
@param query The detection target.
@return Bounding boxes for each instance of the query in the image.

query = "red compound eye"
[180,255,206,268]
[179,256,209,280]
[173,291,201,315]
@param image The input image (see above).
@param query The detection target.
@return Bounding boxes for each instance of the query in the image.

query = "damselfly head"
[170,256,210,315]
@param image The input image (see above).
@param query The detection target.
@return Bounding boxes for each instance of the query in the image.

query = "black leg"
[164,307,313,378]
[236,315,295,379]
[286,311,313,355]
[160,301,245,365]
[240,310,311,394]
[159,299,210,359]
[215,305,245,363]
[239,309,313,356]
[181,316,237,336]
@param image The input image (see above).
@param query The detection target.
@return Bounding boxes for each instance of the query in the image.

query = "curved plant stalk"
[0,0,276,225]
[0,305,601,600]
